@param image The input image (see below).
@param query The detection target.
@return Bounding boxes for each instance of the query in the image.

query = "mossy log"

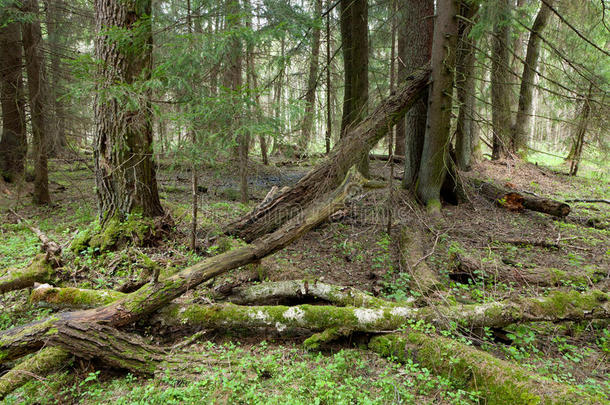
[369,332,600,404]
[213,279,407,307]
[369,153,405,163]
[0,347,70,400]
[0,168,366,365]
[1,213,62,295]
[28,285,610,334]
[224,64,431,242]
[450,253,603,287]
[0,254,55,294]
[472,179,570,217]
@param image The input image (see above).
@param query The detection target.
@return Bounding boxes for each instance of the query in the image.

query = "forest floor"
[0,154,609,404]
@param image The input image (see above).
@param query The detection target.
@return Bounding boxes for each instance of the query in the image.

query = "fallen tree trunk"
[1,213,62,295]
[0,255,55,294]
[29,284,610,333]
[224,64,431,242]
[449,253,603,287]
[472,179,570,217]
[369,153,405,164]
[369,332,601,404]
[0,168,366,363]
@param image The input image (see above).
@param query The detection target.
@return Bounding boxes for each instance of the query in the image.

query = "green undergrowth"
[6,342,483,405]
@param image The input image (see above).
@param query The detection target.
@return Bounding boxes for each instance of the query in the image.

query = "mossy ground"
[0,156,608,404]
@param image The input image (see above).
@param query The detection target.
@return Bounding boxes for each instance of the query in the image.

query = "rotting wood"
[472,179,570,217]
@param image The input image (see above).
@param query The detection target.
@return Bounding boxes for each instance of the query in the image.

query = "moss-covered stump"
[70,214,163,254]
[0,347,70,400]
[369,333,601,404]
[0,254,55,294]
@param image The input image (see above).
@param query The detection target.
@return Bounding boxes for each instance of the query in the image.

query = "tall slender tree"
[398,0,434,188]
[416,0,459,210]
[339,0,369,177]
[300,0,322,151]
[93,0,163,221]
[0,15,27,182]
[22,0,50,204]
[512,0,554,153]
[455,1,479,170]
[490,0,512,159]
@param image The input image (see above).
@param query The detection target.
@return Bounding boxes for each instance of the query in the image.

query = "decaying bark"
[224,64,430,241]
[0,168,367,363]
[472,179,570,217]
[369,332,601,404]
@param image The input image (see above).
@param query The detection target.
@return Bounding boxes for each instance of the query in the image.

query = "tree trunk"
[340,0,370,177]
[512,0,553,154]
[300,0,323,151]
[454,2,478,170]
[224,64,430,241]
[22,0,50,204]
[415,0,458,210]
[0,19,27,182]
[398,0,433,188]
[43,0,68,156]
[490,0,513,159]
[568,88,592,177]
[93,0,163,221]
[325,0,332,154]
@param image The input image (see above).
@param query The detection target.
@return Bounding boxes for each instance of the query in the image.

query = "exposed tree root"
[398,226,442,295]
[369,332,601,404]
[472,179,571,217]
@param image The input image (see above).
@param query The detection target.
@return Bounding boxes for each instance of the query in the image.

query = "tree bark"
[300,0,323,151]
[339,0,370,177]
[454,1,478,170]
[491,0,513,159]
[512,0,553,153]
[22,0,50,204]
[416,0,458,210]
[93,0,164,221]
[0,18,27,182]
[224,64,430,241]
[398,0,433,188]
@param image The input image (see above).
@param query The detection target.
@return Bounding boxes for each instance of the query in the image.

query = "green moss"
[71,214,155,254]
[70,228,92,254]
[426,199,442,215]
[370,332,599,405]
[304,328,344,351]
